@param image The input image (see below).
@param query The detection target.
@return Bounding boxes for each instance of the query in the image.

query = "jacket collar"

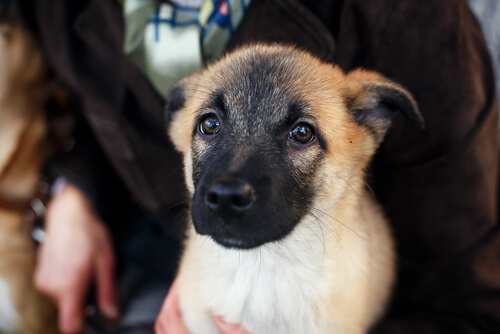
[73,0,170,142]
[227,0,335,62]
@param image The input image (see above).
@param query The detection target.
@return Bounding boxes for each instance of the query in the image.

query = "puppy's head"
[167,45,423,249]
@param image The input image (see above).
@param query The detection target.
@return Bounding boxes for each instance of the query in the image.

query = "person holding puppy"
[25,0,500,333]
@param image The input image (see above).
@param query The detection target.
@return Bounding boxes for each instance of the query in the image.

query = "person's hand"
[34,183,118,333]
[155,280,250,334]
[212,316,250,334]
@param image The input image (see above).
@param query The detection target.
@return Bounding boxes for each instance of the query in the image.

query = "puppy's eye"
[199,114,221,135]
[289,123,315,144]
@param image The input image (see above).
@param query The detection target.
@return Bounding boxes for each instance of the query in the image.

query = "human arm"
[333,0,500,332]
[34,182,119,333]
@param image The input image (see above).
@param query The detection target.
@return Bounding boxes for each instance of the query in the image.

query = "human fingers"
[34,242,59,295]
[155,281,190,334]
[213,316,251,334]
[34,237,91,333]
[58,283,88,334]
[34,183,108,333]
[95,229,119,319]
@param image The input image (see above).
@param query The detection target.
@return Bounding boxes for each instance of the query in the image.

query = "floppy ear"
[343,69,424,144]
[165,78,189,125]
[165,75,199,153]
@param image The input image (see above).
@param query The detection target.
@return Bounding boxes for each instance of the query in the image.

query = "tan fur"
[0,21,58,334]
[168,45,408,333]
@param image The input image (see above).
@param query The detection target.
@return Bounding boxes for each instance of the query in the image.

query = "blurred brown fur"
[0,12,61,334]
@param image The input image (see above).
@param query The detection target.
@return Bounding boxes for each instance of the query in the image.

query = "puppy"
[166,44,424,334]
[0,14,59,334]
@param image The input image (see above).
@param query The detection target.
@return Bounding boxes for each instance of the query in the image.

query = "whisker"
[364,181,376,198]
[308,210,326,271]
[311,206,367,242]
[257,248,262,284]
[307,210,337,237]
[155,164,184,189]
[162,209,189,239]
[157,199,191,214]
[322,165,363,212]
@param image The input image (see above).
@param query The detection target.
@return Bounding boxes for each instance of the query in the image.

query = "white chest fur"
[0,277,20,332]
[176,204,392,334]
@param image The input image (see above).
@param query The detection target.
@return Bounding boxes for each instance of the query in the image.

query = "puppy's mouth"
[191,212,281,249]
[210,235,261,249]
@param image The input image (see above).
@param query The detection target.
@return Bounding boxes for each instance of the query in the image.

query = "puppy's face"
[167,45,422,249]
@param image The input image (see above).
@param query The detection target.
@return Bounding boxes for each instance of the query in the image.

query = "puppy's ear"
[165,75,199,153]
[165,78,189,125]
[343,69,424,144]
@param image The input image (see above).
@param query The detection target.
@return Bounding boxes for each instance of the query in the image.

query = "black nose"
[205,179,254,217]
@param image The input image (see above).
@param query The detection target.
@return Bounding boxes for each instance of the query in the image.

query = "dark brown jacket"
[31,0,500,332]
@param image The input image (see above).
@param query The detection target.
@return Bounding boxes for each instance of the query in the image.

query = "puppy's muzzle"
[205,178,255,218]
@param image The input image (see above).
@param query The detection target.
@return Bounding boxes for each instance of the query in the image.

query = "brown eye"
[199,114,221,135]
[289,123,315,144]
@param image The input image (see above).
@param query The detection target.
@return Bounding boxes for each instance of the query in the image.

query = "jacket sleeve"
[46,107,132,227]
[20,0,133,228]
[332,0,500,332]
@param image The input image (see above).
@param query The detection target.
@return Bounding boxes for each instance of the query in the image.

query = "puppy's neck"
[0,114,47,201]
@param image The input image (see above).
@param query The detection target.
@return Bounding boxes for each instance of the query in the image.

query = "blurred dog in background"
[0,3,67,333]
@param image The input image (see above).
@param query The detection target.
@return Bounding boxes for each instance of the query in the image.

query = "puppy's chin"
[191,203,299,250]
